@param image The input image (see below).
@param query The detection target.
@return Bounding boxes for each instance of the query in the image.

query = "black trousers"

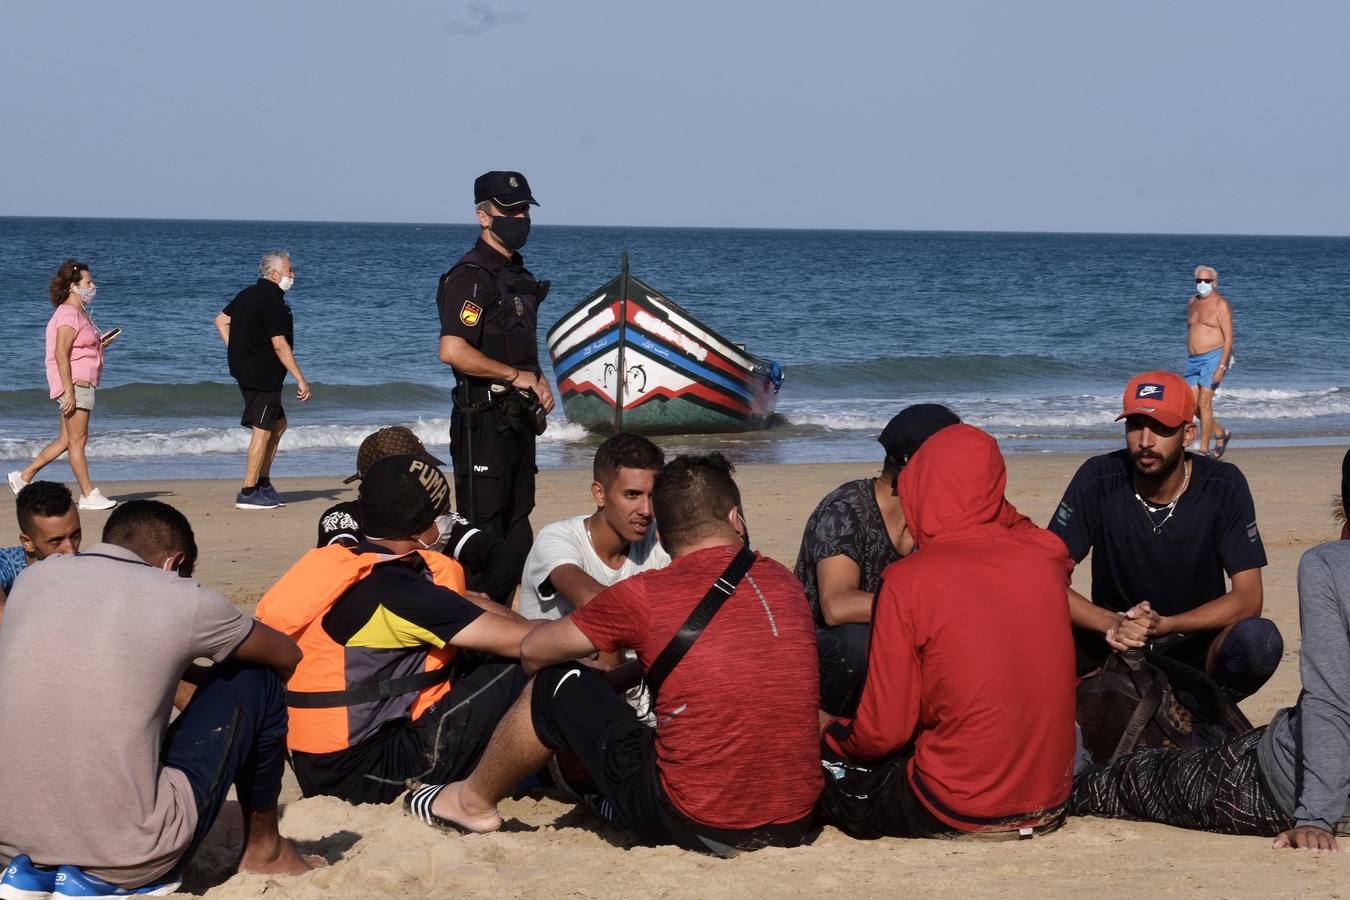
[530,664,815,855]
[817,623,870,717]
[449,403,536,562]
[291,662,526,805]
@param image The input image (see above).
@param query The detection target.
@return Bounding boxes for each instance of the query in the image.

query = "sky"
[2,0,1348,234]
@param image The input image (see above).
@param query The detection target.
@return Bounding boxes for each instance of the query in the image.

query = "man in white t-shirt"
[520,433,670,621]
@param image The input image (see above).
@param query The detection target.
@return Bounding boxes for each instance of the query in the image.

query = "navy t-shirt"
[1047,450,1267,617]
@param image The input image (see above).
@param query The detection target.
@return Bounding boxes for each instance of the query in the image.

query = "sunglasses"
[1196,278,1213,284]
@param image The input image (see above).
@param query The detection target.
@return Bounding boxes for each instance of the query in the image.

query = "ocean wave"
[783,354,1080,394]
[0,416,593,461]
[0,380,452,418]
[777,385,1350,433]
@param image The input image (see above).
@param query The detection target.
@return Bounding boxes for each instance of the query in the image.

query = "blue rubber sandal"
[1213,430,1233,459]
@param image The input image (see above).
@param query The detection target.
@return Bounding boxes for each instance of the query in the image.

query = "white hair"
[259,251,291,278]
[1194,264,1218,282]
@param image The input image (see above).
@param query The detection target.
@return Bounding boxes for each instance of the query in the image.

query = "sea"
[1,217,1347,482]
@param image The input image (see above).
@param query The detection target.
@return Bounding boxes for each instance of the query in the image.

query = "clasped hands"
[1105,601,1168,652]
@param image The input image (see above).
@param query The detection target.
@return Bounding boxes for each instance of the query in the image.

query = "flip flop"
[1213,430,1233,459]
[404,784,474,835]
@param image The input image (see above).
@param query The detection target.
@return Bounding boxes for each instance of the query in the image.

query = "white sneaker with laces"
[78,488,117,511]
[7,471,28,495]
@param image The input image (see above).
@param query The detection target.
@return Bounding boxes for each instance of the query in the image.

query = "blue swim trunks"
[1185,347,1225,391]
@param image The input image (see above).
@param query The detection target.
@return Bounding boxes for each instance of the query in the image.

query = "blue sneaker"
[234,487,279,510]
[257,481,286,507]
[52,867,179,897]
[1,854,57,900]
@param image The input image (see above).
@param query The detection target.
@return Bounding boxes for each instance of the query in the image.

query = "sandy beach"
[5,445,1348,897]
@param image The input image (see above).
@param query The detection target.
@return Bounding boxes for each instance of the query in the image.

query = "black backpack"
[1076,649,1252,766]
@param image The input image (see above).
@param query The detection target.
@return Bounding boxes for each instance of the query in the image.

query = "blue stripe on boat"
[554,326,753,404]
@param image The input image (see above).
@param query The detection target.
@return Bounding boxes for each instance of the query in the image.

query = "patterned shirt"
[0,546,28,593]
[794,479,901,627]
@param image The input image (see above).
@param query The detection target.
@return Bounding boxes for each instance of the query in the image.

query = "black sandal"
[404,784,473,835]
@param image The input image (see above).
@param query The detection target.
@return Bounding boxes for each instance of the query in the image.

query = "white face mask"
[278,274,295,292]
[1195,281,1213,298]
[416,514,456,554]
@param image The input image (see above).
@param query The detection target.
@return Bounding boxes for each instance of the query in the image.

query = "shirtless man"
[1185,265,1234,458]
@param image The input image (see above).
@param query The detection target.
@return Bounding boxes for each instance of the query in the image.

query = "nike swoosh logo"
[554,668,581,697]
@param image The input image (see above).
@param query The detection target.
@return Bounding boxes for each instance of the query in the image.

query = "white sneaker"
[78,488,117,510]
[7,470,28,495]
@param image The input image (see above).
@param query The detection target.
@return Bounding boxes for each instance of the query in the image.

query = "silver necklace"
[1134,460,1191,535]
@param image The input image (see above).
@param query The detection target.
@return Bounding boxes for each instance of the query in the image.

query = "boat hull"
[546,271,782,435]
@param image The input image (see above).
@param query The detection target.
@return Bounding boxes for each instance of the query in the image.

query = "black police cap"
[474,171,539,209]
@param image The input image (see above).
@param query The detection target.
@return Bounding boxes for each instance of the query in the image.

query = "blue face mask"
[1195,281,1213,298]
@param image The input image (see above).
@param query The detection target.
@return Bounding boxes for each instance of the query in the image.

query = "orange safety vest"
[256,543,467,754]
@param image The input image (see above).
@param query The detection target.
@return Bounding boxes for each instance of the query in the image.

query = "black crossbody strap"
[286,666,451,709]
[645,545,757,701]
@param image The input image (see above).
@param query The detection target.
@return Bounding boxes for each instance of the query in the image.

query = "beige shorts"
[55,383,96,411]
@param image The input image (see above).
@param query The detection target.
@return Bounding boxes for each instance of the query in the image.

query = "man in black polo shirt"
[214,251,311,510]
[436,171,554,561]
[1048,371,1281,700]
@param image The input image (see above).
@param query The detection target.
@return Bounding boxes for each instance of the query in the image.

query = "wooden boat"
[546,254,784,435]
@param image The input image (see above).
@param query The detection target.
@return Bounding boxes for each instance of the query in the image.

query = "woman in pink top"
[7,260,117,510]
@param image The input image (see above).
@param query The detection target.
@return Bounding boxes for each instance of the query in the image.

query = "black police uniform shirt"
[223,279,294,391]
[1047,449,1267,618]
[436,238,542,379]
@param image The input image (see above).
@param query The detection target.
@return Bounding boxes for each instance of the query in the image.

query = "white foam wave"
[778,385,1350,433]
[0,416,595,461]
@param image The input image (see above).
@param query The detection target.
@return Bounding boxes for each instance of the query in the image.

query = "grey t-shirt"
[518,514,670,619]
[0,543,252,884]
[1258,540,1350,831]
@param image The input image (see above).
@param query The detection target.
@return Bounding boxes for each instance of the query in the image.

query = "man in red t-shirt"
[820,424,1078,838]
[406,453,822,853]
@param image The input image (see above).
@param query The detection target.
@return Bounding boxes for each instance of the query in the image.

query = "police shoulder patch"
[460,300,483,326]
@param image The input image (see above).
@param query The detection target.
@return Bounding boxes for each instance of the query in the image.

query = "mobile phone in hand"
[100,326,122,347]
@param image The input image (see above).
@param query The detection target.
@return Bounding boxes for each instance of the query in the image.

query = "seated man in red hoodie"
[820,424,1078,838]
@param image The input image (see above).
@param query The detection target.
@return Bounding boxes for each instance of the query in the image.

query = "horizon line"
[0,213,1346,241]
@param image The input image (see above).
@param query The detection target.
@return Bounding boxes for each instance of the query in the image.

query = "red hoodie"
[825,424,1077,831]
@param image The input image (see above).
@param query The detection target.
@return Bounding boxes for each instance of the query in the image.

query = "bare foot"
[430,781,503,833]
[239,836,328,877]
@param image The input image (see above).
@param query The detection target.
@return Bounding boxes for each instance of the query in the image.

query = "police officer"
[437,171,554,560]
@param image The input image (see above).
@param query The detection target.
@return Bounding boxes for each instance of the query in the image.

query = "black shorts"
[291,661,526,805]
[240,387,285,431]
[530,664,815,855]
